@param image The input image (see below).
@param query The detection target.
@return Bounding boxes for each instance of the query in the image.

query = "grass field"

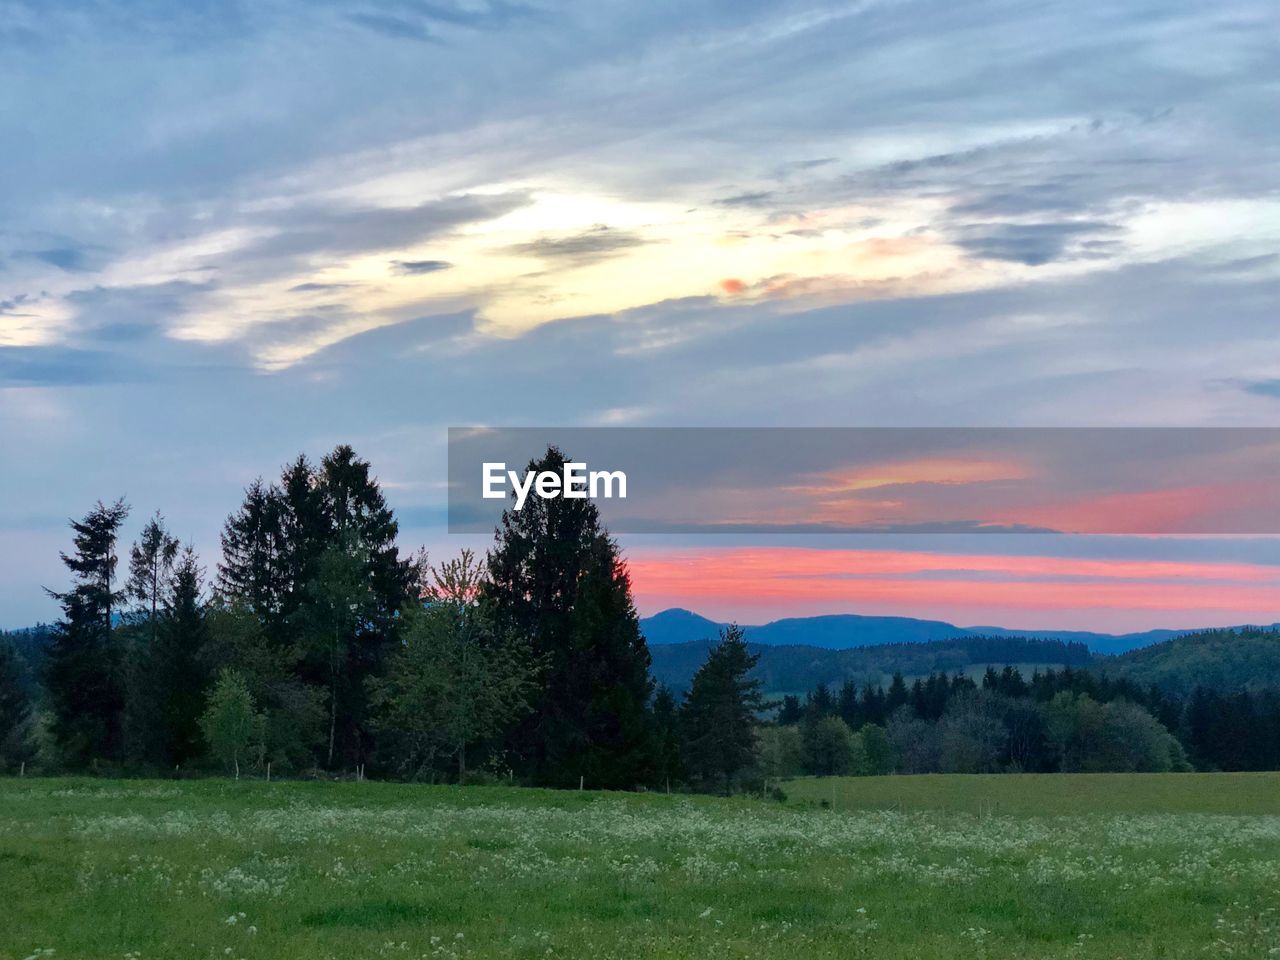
[4,775,1280,959]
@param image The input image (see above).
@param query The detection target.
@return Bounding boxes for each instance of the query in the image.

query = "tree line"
[770,664,1280,777]
[0,446,766,793]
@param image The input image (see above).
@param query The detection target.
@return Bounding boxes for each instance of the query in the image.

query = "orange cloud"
[719,278,747,295]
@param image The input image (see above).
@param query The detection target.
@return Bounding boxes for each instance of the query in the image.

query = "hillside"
[639,607,1213,655]
[650,634,1093,696]
[1106,626,1280,696]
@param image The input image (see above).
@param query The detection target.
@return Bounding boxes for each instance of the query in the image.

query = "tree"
[45,498,130,767]
[294,537,374,769]
[126,546,210,768]
[651,686,684,788]
[203,601,323,772]
[0,640,35,770]
[370,550,538,781]
[127,512,179,647]
[803,715,856,776]
[758,724,805,781]
[484,446,654,788]
[200,669,263,778]
[217,478,286,623]
[681,624,766,793]
[855,723,893,775]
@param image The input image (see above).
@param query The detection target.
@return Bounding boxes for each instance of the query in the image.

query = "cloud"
[391,259,452,275]
[951,221,1123,266]
[507,226,648,266]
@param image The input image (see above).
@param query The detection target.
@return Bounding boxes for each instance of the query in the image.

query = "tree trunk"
[458,740,466,783]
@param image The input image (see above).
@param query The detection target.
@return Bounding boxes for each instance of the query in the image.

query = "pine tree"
[127,546,209,768]
[484,446,654,789]
[681,624,765,793]
[651,686,684,789]
[217,478,286,623]
[127,512,179,647]
[45,499,130,768]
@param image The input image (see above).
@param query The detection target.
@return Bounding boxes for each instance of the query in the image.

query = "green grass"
[3,775,1280,959]
[783,771,1280,815]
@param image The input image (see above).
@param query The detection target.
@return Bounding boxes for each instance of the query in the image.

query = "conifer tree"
[127,512,179,646]
[45,499,129,767]
[484,446,654,788]
[681,624,765,793]
[127,546,209,768]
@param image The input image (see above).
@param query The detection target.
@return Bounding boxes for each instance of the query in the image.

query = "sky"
[1,0,1279,630]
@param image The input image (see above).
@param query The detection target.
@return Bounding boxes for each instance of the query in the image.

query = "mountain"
[649,634,1094,697]
[639,608,1248,656]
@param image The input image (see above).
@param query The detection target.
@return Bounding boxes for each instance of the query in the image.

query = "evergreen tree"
[0,640,35,769]
[651,686,684,789]
[484,446,654,788]
[45,499,129,767]
[127,512,179,646]
[127,546,209,768]
[886,671,910,714]
[681,624,765,793]
[217,478,286,623]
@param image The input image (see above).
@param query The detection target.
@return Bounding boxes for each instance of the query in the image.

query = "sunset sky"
[2,0,1279,630]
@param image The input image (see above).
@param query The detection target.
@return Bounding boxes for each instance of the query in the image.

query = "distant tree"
[681,624,766,793]
[0,640,35,769]
[650,685,685,789]
[758,724,805,781]
[803,715,856,776]
[200,669,263,779]
[777,694,804,725]
[127,512,179,646]
[45,498,130,768]
[938,690,1007,773]
[370,551,538,781]
[885,672,910,715]
[855,723,893,775]
[484,447,654,788]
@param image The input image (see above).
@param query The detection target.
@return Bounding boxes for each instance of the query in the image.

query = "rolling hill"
[639,607,1259,655]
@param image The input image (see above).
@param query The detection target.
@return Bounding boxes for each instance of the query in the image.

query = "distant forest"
[2,444,1279,791]
[767,632,1280,778]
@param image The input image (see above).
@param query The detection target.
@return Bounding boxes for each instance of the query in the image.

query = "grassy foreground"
[3,776,1280,959]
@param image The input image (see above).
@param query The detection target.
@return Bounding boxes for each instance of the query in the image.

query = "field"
[5,776,1280,959]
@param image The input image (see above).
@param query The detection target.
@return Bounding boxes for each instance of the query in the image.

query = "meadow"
[4,775,1280,960]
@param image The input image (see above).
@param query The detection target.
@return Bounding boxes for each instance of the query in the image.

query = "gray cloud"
[507,226,648,266]
[951,221,1123,266]
[392,259,452,275]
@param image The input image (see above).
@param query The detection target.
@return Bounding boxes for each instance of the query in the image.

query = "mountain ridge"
[640,607,1278,656]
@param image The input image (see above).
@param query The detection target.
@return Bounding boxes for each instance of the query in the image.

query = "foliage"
[369,550,539,780]
[199,669,263,778]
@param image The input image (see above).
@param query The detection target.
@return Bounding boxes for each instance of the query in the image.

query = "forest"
[2,443,1279,793]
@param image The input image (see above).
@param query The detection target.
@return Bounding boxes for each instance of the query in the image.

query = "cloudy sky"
[2,0,1279,629]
